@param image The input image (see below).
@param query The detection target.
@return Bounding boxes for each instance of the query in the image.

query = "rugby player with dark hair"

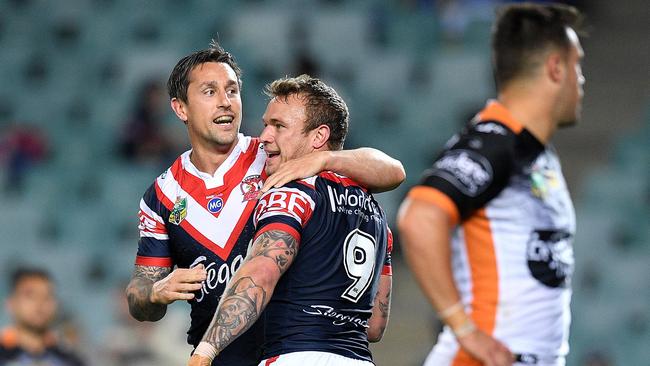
[1,268,85,365]
[398,3,585,366]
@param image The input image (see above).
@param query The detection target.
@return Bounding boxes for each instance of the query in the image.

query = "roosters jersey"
[252,172,392,363]
[409,101,575,364]
[135,134,266,365]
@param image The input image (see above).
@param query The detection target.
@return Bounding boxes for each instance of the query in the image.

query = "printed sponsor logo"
[240,175,263,201]
[527,230,573,288]
[530,161,559,199]
[207,197,224,213]
[516,353,539,365]
[190,255,245,303]
[254,189,315,225]
[433,150,492,197]
[326,186,382,224]
[327,185,379,213]
[169,196,187,225]
[302,305,369,328]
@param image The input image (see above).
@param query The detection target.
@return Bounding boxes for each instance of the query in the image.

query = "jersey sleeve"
[408,122,516,224]
[135,183,173,267]
[381,227,393,276]
[252,183,317,244]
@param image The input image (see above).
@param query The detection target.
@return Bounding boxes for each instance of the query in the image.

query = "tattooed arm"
[189,229,298,364]
[367,274,392,342]
[126,264,206,322]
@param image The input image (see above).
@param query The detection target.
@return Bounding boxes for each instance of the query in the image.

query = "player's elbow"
[125,287,166,322]
[390,161,406,188]
[397,205,420,249]
[367,325,386,343]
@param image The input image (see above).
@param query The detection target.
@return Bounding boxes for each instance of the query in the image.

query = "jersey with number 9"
[252,172,392,362]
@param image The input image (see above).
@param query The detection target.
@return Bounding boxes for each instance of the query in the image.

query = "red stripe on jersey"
[382,265,393,276]
[382,227,393,275]
[255,222,301,244]
[224,138,260,186]
[135,256,173,267]
[138,210,166,235]
[170,157,219,214]
[264,356,280,365]
[178,217,235,260]
[220,198,260,255]
[155,141,266,261]
[319,172,367,191]
[154,187,255,261]
[155,181,175,210]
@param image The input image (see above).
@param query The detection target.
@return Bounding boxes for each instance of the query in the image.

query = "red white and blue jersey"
[135,134,267,366]
[253,172,392,363]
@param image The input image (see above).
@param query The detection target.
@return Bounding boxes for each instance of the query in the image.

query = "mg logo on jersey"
[207,197,224,213]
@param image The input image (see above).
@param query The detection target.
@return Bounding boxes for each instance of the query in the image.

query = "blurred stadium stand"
[0,0,647,365]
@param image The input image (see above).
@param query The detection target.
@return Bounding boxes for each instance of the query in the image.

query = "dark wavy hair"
[167,40,242,103]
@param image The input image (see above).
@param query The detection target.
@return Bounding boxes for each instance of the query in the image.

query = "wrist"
[149,283,161,304]
[452,318,477,339]
[194,341,219,361]
[438,302,476,338]
[320,150,336,172]
[439,301,464,319]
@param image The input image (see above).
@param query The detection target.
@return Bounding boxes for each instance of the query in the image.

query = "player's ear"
[546,51,566,85]
[311,124,330,150]
[171,97,189,124]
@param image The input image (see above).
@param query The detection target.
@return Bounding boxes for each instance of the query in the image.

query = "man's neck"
[497,84,557,144]
[15,325,48,354]
[189,138,239,175]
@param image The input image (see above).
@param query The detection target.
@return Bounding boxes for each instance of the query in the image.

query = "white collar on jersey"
[181,134,253,188]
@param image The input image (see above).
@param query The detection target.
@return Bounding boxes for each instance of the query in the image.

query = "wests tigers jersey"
[135,134,266,366]
[252,172,392,363]
[409,101,575,364]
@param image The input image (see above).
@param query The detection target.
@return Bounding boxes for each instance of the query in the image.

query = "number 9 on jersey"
[342,229,377,303]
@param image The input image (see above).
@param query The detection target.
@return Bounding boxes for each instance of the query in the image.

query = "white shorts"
[259,351,375,366]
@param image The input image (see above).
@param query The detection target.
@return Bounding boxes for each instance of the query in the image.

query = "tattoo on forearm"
[252,230,298,273]
[204,277,267,352]
[379,288,391,319]
[126,265,170,321]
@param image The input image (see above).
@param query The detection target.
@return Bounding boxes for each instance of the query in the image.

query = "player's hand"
[150,264,207,304]
[187,354,212,366]
[261,151,328,193]
[457,329,514,366]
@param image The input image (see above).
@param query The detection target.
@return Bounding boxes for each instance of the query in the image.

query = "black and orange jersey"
[0,327,85,366]
[409,101,575,362]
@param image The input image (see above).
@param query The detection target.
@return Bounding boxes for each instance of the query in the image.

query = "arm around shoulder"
[325,148,405,192]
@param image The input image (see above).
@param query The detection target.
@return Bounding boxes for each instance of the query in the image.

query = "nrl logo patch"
[240,175,263,201]
[169,196,187,225]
